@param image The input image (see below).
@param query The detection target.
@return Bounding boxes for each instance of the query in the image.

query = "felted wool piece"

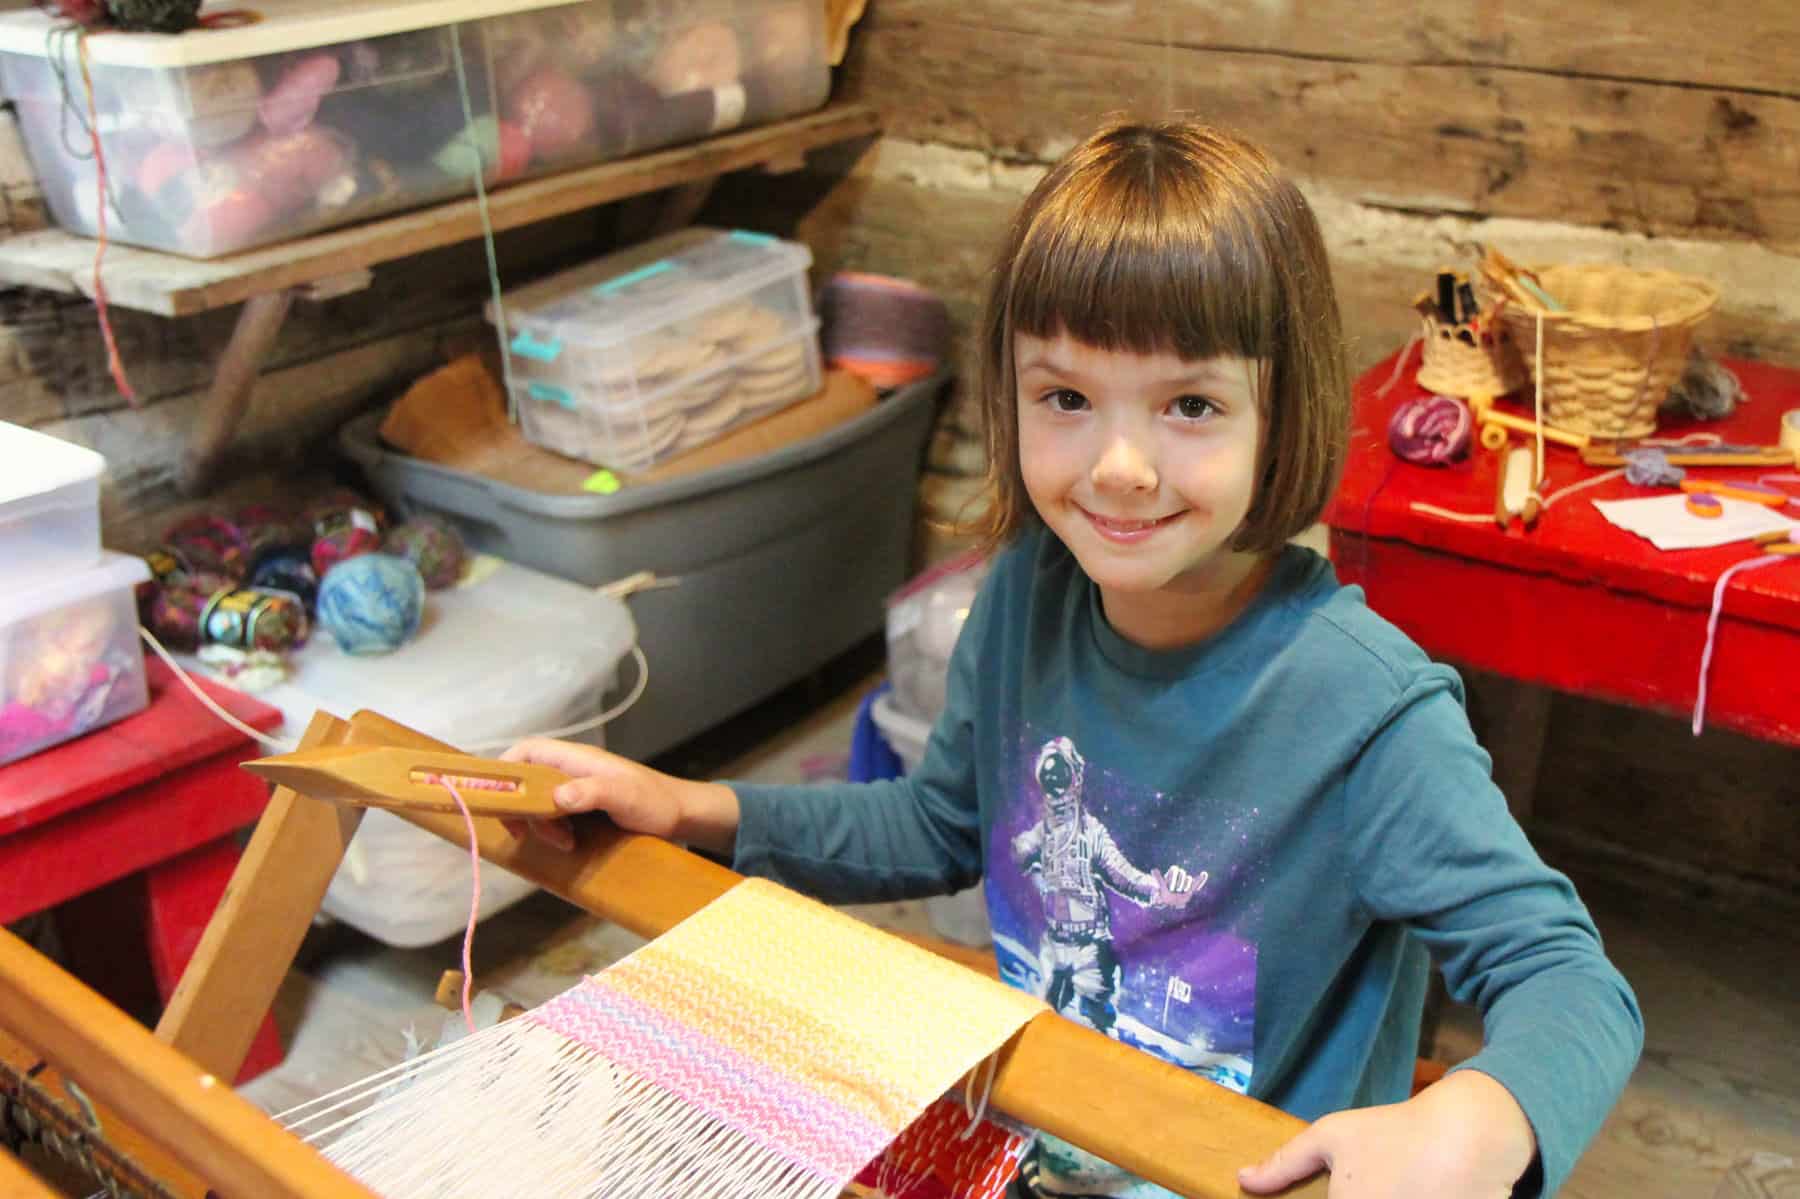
[258,52,342,135]
[316,553,425,655]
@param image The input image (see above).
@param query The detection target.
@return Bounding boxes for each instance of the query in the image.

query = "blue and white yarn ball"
[317,553,425,655]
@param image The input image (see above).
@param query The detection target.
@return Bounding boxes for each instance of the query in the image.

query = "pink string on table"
[1693,553,1787,737]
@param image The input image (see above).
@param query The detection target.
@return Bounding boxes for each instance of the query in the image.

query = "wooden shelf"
[0,101,880,493]
[0,101,880,318]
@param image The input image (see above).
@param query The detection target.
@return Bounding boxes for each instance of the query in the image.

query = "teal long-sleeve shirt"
[730,528,1642,1197]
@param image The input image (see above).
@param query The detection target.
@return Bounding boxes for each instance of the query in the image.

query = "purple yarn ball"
[1388,395,1473,466]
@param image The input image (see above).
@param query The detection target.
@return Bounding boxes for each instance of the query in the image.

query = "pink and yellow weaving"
[529,878,1045,1187]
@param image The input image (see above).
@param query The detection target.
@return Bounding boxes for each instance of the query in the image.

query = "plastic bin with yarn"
[0,0,830,258]
[1478,263,1721,440]
[2,553,151,767]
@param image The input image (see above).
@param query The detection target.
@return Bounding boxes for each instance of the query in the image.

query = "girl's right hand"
[498,738,741,857]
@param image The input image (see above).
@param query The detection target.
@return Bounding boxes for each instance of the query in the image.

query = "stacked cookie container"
[503,226,823,469]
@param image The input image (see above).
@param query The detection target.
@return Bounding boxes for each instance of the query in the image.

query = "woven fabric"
[530,878,1045,1189]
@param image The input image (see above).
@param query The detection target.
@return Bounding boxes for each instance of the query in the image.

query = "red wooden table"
[1327,353,1800,747]
[0,655,286,1081]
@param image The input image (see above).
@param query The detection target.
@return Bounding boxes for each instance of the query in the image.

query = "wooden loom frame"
[0,708,1328,1199]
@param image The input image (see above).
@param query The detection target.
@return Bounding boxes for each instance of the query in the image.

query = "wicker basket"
[1415,315,1528,398]
[1479,263,1720,440]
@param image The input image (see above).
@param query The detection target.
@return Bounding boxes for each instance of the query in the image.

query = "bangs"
[1002,147,1286,369]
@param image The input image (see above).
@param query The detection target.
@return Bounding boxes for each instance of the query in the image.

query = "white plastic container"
[884,550,987,723]
[0,0,829,258]
[503,227,822,469]
[0,422,105,591]
[870,690,992,948]
[1,552,151,767]
[246,556,636,947]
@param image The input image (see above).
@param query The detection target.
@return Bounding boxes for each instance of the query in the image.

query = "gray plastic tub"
[337,374,945,762]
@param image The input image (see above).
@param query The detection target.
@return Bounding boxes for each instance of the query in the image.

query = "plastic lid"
[0,421,105,505]
[0,0,594,68]
[1,551,149,624]
[515,230,812,352]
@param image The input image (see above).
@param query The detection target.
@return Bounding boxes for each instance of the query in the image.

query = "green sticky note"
[583,469,621,495]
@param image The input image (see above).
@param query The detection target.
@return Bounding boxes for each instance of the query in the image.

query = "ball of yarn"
[310,525,382,579]
[817,273,949,390]
[236,503,312,567]
[1624,447,1685,488]
[304,488,386,537]
[163,512,251,582]
[381,517,467,590]
[200,587,309,652]
[249,550,321,613]
[317,554,425,656]
[1387,394,1473,466]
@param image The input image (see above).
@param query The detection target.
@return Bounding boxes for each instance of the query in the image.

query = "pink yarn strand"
[438,777,482,1035]
[1693,554,1786,736]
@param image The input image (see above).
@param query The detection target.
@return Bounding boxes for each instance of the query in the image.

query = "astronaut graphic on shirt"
[1010,737,1205,1034]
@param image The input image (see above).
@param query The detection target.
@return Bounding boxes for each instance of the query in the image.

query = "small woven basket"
[1415,315,1528,398]
[1481,263,1720,440]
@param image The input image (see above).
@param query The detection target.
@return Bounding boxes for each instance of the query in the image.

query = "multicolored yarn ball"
[236,503,312,566]
[1387,394,1473,466]
[163,512,252,582]
[381,517,467,590]
[310,524,382,579]
[249,550,321,613]
[140,572,230,653]
[304,488,386,538]
[200,587,309,652]
[316,553,425,656]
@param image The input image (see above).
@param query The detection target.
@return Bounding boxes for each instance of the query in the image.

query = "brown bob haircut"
[972,117,1350,555]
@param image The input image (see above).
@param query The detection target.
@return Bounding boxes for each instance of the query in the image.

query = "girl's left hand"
[1236,1069,1536,1198]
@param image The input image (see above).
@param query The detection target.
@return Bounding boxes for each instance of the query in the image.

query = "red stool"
[0,656,285,1083]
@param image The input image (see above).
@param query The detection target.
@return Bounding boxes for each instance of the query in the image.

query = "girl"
[505,118,1642,1198]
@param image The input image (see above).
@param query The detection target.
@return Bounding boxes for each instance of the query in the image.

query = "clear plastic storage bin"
[0,0,829,258]
[1,553,151,767]
[504,227,822,469]
[0,421,105,591]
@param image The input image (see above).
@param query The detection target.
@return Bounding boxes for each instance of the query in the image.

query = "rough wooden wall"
[701,0,1800,899]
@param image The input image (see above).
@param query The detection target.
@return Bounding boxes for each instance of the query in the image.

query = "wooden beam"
[0,929,381,1199]
[177,288,296,495]
[154,711,364,1081]
[1,1024,207,1199]
[0,103,881,318]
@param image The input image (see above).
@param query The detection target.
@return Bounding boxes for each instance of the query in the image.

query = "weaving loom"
[0,708,1328,1198]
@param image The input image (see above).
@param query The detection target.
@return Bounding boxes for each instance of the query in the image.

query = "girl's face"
[1015,330,1269,648]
